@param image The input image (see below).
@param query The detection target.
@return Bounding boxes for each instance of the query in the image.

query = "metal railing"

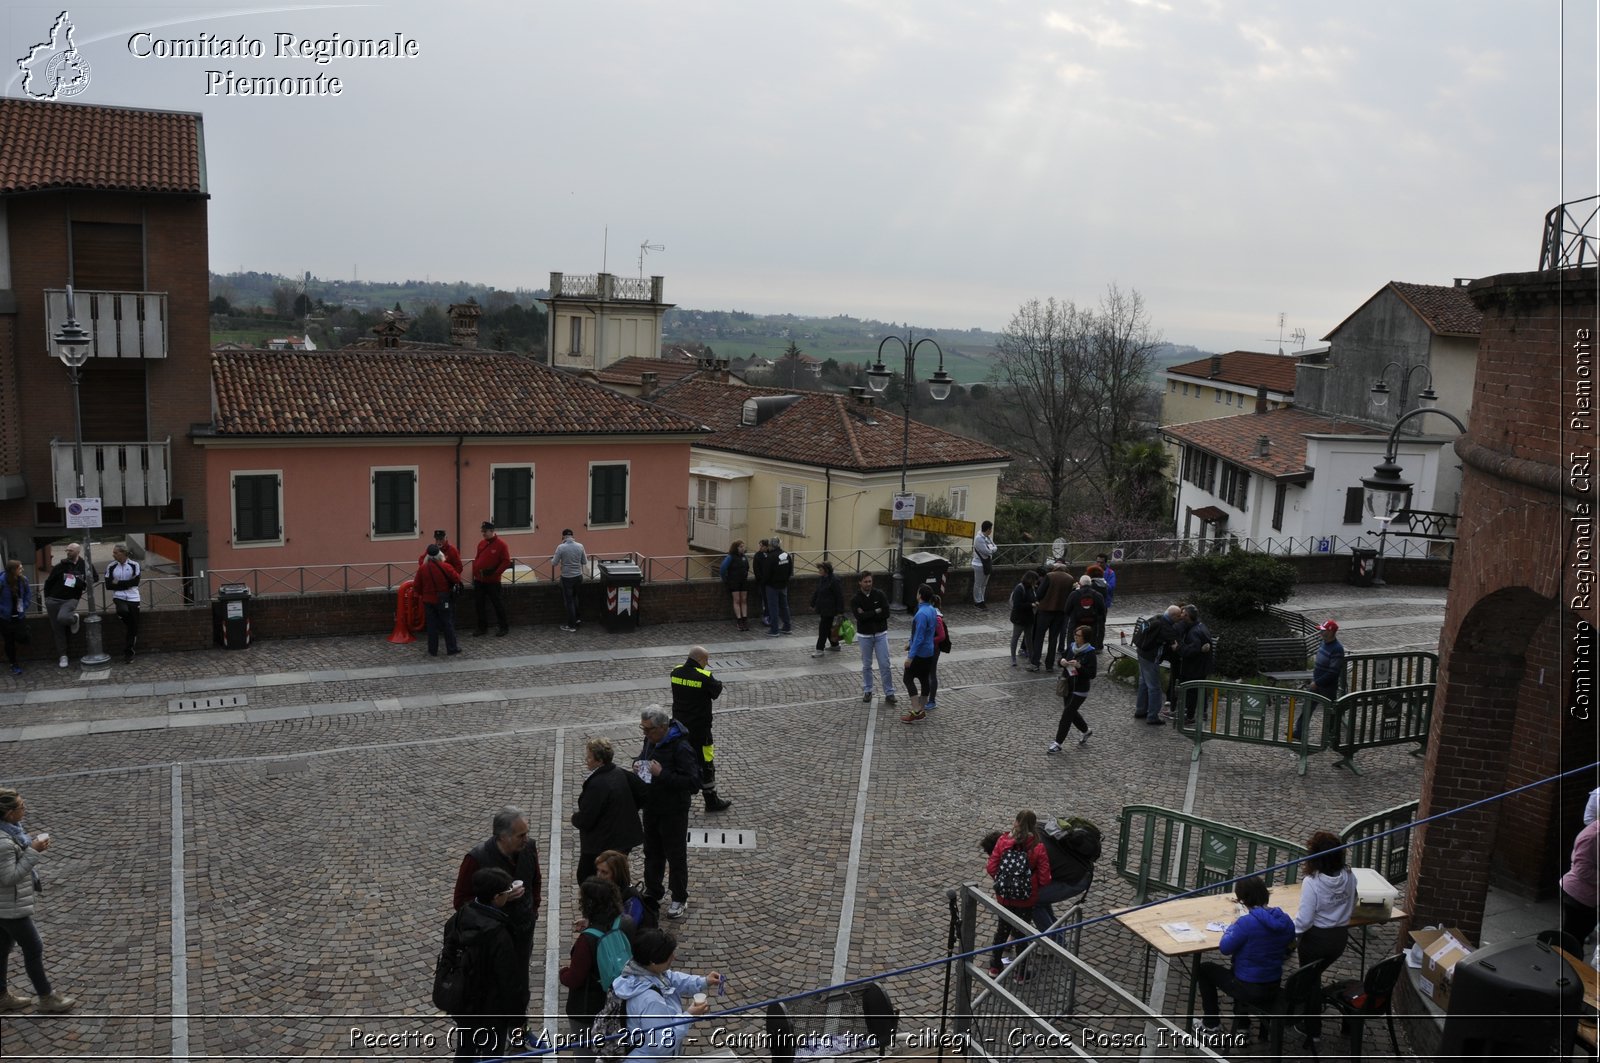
[1327,683,1434,775]
[1339,800,1419,885]
[1344,649,1439,693]
[1113,806,1304,906]
[1540,195,1600,270]
[45,288,168,359]
[49,438,173,507]
[1176,680,1330,775]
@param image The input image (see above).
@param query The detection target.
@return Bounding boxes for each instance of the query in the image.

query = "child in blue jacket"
[1193,876,1296,1041]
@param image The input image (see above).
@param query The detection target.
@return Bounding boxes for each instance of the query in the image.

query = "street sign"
[65,497,102,529]
[877,509,977,538]
[891,494,917,521]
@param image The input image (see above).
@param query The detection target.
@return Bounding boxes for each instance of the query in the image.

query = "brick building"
[0,99,211,583]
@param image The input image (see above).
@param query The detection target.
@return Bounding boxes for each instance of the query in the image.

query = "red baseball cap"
[1316,619,1339,633]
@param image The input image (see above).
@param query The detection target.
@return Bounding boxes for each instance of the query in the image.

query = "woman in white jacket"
[0,789,75,1013]
[1292,831,1355,1045]
[611,928,722,1062]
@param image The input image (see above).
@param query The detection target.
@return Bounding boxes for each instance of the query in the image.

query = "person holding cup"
[1047,625,1099,753]
[0,788,76,1013]
[610,928,721,1062]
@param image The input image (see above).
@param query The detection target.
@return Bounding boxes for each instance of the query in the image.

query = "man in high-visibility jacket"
[669,645,731,812]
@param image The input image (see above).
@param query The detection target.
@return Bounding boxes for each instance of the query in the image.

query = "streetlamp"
[53,286,111,669]
[866,332,953,611]
[1369,362,1439,417]
[1359,406,1467,586]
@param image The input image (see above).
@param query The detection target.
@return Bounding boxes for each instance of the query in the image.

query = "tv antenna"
[638,239,665,279]
[1264,313,1307,355]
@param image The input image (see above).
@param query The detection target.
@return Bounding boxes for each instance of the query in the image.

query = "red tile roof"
[209,349,706,437]
[651,379,1011,473]
[1162,407,1385,479]
[594,356,716,387]
[1323,281,1483,340]
[0,99,205,195]
[1165,350,1298,394]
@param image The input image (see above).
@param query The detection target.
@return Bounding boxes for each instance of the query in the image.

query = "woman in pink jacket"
[983,810,1051,979]
[1561,820,1598,948]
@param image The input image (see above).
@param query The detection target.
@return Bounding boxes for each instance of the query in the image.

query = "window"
[1272,483,1287,532]
[569,316,583,355]
[948,485,970,521]
[232,471,282,546]
[491,465,534,531]
[589,462,629,526]
[1214,388,1222,403]
[1168,380,1177,393]
[1182,382,1190,396]
[1180,448,1217,492]
[371,467,417,538]
[1343,486,1365,525]
[695,477,719,523]
[777,483,807,535]
[1219,463,1250,510]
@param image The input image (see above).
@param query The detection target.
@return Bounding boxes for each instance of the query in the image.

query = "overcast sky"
[6,1,1597,351]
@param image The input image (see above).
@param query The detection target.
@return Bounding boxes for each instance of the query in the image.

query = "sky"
[5,1,1597,351]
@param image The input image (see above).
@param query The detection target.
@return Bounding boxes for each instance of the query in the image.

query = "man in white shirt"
[552,529,587,632]
[971,520,996,610]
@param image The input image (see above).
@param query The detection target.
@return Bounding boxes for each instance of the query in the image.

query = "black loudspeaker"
[1440,938,1583,1061]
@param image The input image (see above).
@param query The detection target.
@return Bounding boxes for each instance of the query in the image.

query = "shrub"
[1206,613,1296,679]
[1181,551,1297,620]
[1108,655,1140,683]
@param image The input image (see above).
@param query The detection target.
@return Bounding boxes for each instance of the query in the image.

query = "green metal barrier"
[1327,683,1434,774]
[1175,680,1330,775]
[1115,804,1305,905]
[1340,800,1419,884]
[1344,649,1439,693]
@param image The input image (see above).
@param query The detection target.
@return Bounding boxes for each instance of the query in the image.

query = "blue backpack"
[583,916,635,988]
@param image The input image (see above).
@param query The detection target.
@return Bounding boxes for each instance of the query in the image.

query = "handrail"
[1540,195,1600,271]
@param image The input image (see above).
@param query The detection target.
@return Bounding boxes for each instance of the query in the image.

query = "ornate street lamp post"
[53,286,111,669]
[866,332,953,611]
[1360,406,1467,586]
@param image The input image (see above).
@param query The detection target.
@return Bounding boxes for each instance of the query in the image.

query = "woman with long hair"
[1292,831,1355,1045]
[1,559,32,676]
[1049,625,1098,752]
[720,540,750,631]
[983,810,1050,978]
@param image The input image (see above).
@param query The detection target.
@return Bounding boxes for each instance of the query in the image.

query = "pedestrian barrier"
[387,580,422,644]
[1113,806,1304,905]
[1343,649,1439,692]
[1175,680,1330,775]
[1339,800,1419,885]
[1327,683,1434,774]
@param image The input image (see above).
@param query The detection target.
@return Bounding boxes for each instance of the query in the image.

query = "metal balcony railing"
[45,289,169,359]
[51,438,173,507]
[1539,195,1599,271]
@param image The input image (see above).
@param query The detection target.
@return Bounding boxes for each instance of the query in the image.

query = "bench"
[1258,606,1323,682]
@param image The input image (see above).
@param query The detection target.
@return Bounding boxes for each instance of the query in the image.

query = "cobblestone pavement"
[0,585,1443,1059]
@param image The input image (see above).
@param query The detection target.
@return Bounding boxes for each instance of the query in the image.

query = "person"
[750,540,771,627]
[453,806,542,967]
[104,543,141,663]
[42,543,88,669]
[1177,604,1214,724]
[1585,786,1600,827]
[1094,552,1117,609]
[0,789,75,1013]
[610,928,721,1063]
[669,647,731,813]
[1028,564,1073,672]
[971,520,997,610]
[1,560,30,677]
[763,537,794,636]
[554,529,588,632]
[1561,819,1599,949]
[1008,571,1038,667]
[1085,562,1111,612]
[851,572,895,705]
[925,594,950,711]
[901,584,939,723]
[1163,603,1189,714]
[422,528,464,572]
[572,738,644,884]
[470,521,512,637]
[720,540,750,630]
[1192,876,1296,1043]
[1294,619,1346,741]
[1292,831,1356,1045]
[629,706,700,920]
[983,810,1050,977]
[1135,605,1181,726]
[595,849,658,930]
[1030,825,1094,933]
[1064,575,1107,651]
[1048,625,1098,752]
[414,543,462,657]
[560,877,634,1041]
[809,561,844,657]
[449,867,529,1061]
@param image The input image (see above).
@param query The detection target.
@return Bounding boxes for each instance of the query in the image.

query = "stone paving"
[0,585,1446,1060]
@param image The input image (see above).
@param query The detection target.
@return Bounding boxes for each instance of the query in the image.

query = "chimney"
[1453,277,1474,288]
[715,358,729,383]
[1255,385,1268,414]
[1209,353,1223,378]
[448,302,481,349]
[640,371,658,398]
[1255,434,1271,458]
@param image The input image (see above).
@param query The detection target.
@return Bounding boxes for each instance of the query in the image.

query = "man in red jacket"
[471,520,512,637]
[414,543,462,656]
[419,528,463,572]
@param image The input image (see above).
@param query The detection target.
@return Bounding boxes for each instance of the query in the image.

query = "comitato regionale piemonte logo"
[17,10,92,100]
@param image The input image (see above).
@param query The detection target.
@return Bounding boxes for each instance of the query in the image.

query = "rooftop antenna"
[1261,313,1306,355]
[638,239,665,279]
[602,225,608,273]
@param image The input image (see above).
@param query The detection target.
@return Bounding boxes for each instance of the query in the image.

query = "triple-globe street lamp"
[53,286,112,668]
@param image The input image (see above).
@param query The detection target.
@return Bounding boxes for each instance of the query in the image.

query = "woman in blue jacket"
[611,928,721,1062]
[1193,875,1296,1042]
[900,584,939,723]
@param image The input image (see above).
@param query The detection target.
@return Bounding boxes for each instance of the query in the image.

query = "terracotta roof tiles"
[1163,406,1384,479]
[1165,350,1299,394]
[1323,281,1483,340]
[0,99,205,195]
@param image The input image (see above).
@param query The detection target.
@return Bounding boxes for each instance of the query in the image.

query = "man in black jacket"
[751,539,771,626]
[42,542,88,669]
[762,538,795,636]
[571,737,644,883]
[629,705,701,920]
[449,867,530,1061]
[670,646,730,813]
[452,807,542,967]
[851,572,896,704]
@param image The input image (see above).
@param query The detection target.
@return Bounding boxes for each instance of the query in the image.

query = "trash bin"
[598,561,643,632]
[1349,547,1379,586]
[899,551,952,611]
[213,583,252,648]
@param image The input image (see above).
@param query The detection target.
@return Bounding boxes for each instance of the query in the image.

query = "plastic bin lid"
[216,583,251,598]
[902,551,946,565]
[598,561,643,575]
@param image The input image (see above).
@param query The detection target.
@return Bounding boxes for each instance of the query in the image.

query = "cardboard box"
[1409,927,1475,1008]
[1352,867,1399,918]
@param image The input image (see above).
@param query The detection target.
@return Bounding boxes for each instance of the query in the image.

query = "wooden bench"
[1258,607,1323,683]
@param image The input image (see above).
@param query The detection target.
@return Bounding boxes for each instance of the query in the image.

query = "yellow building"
[539,271,673,372]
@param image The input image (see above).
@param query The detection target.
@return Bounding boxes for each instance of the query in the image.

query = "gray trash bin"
[899,551,952,610]
[598,561,643,632]
[1349,548,1378,586]
[213,583,252,648]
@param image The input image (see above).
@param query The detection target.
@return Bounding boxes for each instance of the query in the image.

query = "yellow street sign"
[878,510,977,538]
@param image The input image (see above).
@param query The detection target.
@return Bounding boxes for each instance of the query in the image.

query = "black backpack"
[589,990,638,1063]
[1132,616,1160,651]
[992,841,1034,903]
[1053,816,1104,862]
[431,911,474,1014]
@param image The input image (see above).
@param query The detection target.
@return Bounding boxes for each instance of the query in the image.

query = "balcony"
[51,438,172,507]
[547,272,664,303]
[45,289,168,359]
